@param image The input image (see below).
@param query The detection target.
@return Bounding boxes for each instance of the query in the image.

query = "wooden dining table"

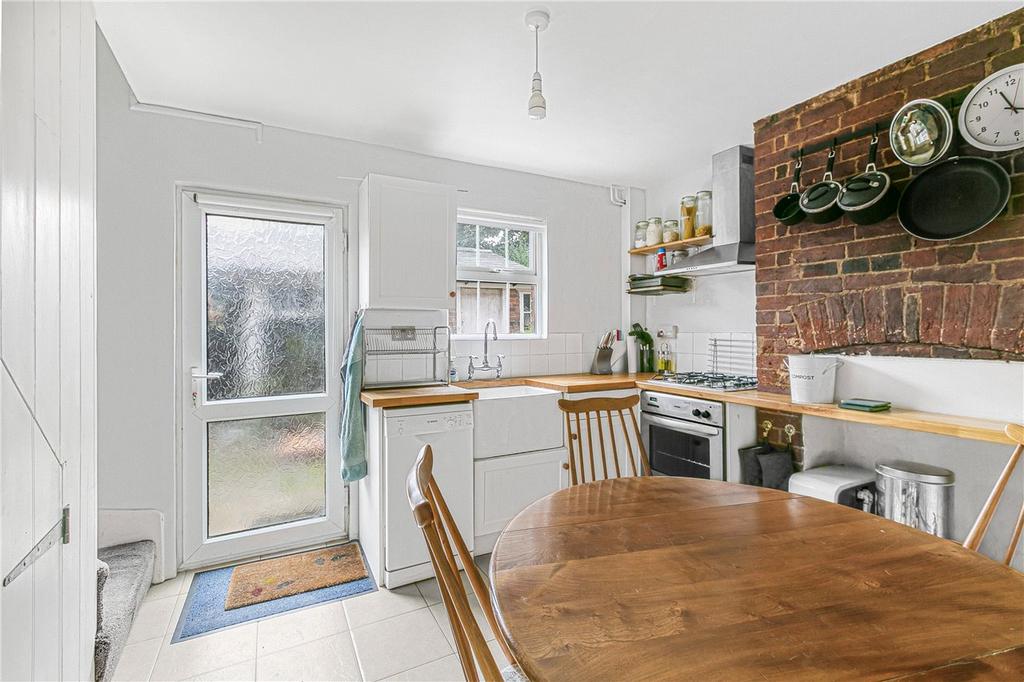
[489,477,1024,680]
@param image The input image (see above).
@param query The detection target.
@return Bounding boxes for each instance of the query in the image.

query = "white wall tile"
[692,353,708,371]
[401,356,428,381]
[379,358,403,383]
[568,353,584,374]
[506,339,530,356]
[547,334,566,354]
[529,338,548,355]
[504,355,528,377]
[674,354,693,372]
[693,332,710,356]
[674,332,693,355]
[547,354,566,374]
[529,355,549,375]
[565,333,582,354]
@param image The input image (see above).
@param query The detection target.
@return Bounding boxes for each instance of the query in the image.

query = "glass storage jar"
[645,218,663,246]
[662,219,680,243]
[634,221,648,248]
[680,195,696,239]
[696,191,713,237]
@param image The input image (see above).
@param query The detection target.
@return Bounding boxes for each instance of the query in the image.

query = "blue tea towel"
[340,311,367,482]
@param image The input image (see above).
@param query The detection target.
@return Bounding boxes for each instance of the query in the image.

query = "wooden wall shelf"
[629,235,711,256]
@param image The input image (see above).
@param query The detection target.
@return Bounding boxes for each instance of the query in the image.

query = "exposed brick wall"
[753,10,1024,394]
[756,408,804,467]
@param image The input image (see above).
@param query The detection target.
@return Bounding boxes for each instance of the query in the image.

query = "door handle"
[191,368,223,380]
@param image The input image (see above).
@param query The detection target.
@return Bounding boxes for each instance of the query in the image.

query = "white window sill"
[451,334,543,341]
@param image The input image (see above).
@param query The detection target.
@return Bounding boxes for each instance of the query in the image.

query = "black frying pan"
[897,156,1011,240]
[772,158,805,226]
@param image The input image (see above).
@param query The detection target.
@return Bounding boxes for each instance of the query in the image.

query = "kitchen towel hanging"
[340,310,367,482]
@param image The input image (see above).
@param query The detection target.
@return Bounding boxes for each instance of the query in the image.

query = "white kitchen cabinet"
[358,174,456,310]
[474,447,568,554]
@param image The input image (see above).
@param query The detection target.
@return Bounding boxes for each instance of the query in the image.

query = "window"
[452,210,546,338]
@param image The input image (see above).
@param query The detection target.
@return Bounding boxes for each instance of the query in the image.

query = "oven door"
[641,412,724,480]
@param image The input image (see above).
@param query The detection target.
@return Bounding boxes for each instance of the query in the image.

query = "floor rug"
[171,542,375,642]
[226,544,368,609]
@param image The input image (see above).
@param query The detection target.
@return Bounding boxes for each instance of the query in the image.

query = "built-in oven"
[640,391,725,480]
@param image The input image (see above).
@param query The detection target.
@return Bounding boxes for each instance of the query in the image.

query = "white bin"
[785,354,841,404]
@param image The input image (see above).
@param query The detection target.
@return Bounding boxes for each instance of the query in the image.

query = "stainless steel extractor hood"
[660,145,755,277]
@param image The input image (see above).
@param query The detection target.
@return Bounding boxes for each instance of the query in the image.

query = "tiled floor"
[113,555,504,681]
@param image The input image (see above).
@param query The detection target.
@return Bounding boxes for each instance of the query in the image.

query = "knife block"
[590,347,613,375]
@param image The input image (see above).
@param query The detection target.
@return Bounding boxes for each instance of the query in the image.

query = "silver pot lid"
[875,459,955,485]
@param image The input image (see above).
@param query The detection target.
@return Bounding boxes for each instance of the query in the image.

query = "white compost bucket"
[784,354,842,404]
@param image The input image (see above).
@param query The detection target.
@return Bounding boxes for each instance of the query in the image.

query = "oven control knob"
[691,409,701,417]
[701,410,711,419]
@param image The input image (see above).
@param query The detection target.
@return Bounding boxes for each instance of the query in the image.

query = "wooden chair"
[557,394,650,485]
[406,445,526,682]
[963,424,1024,566]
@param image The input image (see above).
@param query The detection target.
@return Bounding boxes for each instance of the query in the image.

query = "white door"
[2,1,98,679]
[180,191,348,568]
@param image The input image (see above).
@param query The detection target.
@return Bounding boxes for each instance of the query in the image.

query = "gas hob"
[648,371,758,392]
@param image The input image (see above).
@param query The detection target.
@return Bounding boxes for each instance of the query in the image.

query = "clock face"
[958,63,1024,152]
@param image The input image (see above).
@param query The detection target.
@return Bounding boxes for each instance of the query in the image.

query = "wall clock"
[957,63,1024,152]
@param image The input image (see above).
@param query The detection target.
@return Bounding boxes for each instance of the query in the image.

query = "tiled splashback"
[450,332,598,380]
[654,332,756,376]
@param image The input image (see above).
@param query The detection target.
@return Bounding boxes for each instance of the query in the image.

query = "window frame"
[453,209,547,340]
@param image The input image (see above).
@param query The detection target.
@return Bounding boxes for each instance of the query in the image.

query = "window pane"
[507,229,532,270]
[510,283,536,334]
[207,412,326,537]
[456,281,510,334]
[479,226,506,267]
[206,214,326,401]
[456,223,478,267]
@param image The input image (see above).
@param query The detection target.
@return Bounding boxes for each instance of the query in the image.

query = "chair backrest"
[557,394,650,485]
[407,445,517,682]
[964,424,1024,566]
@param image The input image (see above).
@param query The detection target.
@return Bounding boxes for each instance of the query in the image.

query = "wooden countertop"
[635,380,1015,445]
[359,385,479,409]
[491,477,1024,681]
[360,374,1013,444]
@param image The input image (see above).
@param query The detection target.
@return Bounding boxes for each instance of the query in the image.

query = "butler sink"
[473,385,564,459]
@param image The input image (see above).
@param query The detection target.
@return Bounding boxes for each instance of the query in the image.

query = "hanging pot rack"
[788,88,970,160]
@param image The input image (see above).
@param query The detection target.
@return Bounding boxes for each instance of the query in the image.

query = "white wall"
[96,35,628,578]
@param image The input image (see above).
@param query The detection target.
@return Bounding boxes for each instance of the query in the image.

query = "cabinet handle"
[562,462,569,470]
[448,291,456,298]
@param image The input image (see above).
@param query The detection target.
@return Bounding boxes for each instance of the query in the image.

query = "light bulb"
[528,71,546,120]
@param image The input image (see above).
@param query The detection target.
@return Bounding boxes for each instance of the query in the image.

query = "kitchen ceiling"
[94,1,1016,188]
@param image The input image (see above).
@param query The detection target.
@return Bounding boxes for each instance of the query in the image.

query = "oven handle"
[642,413,721,438]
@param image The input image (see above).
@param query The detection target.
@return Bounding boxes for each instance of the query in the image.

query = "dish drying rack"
[362,324,451,388]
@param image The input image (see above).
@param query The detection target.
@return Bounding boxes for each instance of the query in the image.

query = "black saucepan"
[799,147,844,224]
[897,156,1010,240]
[773,158,805,226]
[838,136,899,225]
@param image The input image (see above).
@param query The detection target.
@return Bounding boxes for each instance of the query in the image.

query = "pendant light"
[525,9,550,120]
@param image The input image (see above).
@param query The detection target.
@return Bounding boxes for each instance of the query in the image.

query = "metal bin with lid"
[875,459,954,538]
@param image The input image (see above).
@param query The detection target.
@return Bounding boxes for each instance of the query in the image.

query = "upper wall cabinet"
[358,174,456,310]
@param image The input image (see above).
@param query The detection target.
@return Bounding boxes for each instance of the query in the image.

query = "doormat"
[171,542,375,642]
[226,544,368,609]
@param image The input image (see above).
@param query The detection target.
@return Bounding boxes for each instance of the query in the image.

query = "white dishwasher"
[383,403,474,584]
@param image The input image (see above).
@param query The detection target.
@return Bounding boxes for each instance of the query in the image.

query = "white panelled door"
[180,192,348,568]
[1,1,98,679]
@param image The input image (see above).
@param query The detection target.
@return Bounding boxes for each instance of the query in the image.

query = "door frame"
[174,186,352,569]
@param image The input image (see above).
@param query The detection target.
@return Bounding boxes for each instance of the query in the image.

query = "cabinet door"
[361,174,455,309]
[474,448,568,538]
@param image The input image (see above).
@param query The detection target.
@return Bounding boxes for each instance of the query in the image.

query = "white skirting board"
[97,509,167,583]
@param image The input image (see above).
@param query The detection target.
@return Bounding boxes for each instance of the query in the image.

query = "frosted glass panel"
[207,413,326,537]
[206,214,326,401]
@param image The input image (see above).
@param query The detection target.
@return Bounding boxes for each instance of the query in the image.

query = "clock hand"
[998,90,1020,113]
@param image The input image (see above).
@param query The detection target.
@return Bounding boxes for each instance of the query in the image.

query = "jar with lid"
[680,195,696,239]
[645,218,663,246]
[662,219,680,243]
[634,221,648,249]
[695,191,713,237]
